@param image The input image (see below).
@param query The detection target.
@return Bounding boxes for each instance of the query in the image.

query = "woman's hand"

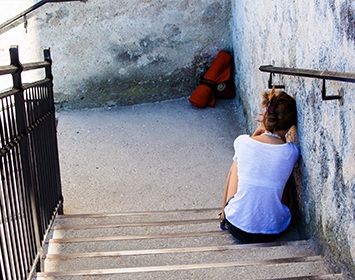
[252,112,266,136]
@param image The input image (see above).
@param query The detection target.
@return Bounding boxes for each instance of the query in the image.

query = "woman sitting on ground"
[220,88,300,243]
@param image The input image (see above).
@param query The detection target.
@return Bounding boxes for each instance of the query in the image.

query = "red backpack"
[189,50,235,108]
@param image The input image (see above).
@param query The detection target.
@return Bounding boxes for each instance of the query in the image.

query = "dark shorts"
[224,218,284,243]
[224,197,285,243]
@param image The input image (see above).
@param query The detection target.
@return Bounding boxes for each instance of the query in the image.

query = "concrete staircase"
[34,208,342,280]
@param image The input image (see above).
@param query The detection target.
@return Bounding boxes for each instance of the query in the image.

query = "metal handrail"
[0,0,87,33]
[259,65,355,83]
[23,61,51,71]
[0,65,18,75]
[259,65,355,100]
[0,61,50,76]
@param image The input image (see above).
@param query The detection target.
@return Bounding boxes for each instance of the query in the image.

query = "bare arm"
[220,161,239,220]
[252,112,266,137]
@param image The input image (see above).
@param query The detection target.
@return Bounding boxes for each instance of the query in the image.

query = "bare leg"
[220,161,239,221]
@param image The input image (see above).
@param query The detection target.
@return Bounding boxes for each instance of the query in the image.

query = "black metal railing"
[0,46,62,280]
[259,65,355,100]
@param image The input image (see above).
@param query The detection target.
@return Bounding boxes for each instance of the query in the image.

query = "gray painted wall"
[231,1,354,278]
[0,0,232,108]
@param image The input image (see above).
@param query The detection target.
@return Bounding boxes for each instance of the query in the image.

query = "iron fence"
[0,46,62,280]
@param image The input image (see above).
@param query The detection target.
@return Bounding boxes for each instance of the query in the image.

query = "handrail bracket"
[259,65,355,101]
[321,79,342,100]
[268,73,285,89]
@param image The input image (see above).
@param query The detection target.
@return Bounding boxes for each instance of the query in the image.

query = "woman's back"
[224,134,299,234]
[234,135,299,189]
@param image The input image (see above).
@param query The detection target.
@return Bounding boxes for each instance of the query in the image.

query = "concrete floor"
[56,98,246,215]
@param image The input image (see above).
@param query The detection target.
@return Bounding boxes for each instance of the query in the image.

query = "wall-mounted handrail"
[0,0,87,33]
[259,65,355,83]
[259,65,355,100]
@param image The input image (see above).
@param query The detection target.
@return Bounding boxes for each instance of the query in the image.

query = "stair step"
[54,208,220,226]
[52,219,220,238]
[44,241,316,272]
[34,274,344,280]
[47,231,233,254]
[35,256,335,279]
[46,240,313,259]
[271,275,343,280]
[52,208,302,242]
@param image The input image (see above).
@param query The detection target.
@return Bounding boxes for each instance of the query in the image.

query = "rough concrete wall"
[0,1,41,87]
[231,0,354,278]
[0,0,232,108]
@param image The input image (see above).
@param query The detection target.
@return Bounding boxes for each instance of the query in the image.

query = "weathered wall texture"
[0,0,41,87]
[231,0,354,278]
[1,0,354,277]
[0,0,232,108]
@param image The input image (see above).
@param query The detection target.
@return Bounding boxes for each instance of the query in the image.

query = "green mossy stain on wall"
[55,69,198,109]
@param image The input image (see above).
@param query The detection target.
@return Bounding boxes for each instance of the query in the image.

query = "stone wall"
[1,0,354,277]
[231,0,354,278]
[0,0,232,108]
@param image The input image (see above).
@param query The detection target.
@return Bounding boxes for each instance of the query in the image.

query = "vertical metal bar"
[30,85,45,237]
[21,88,37,275]
[44,49,53,82]
[7,55,24,280]
[38,86,49,230]
[8,95,31,276]
[10,45,42,274]
[44,49,63,215]
[0,195,10,280]
[13,87,32,278]
[1,96,18,280]
[0,99,5,280]
[0,223,8,280]
[26,86,42,241]
[5,95,24,279]
[0,99,10,280]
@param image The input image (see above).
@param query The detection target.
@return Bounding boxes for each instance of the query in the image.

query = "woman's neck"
[252,130,287,144]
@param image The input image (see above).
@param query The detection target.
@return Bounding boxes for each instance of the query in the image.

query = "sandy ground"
[56,98,246,214]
